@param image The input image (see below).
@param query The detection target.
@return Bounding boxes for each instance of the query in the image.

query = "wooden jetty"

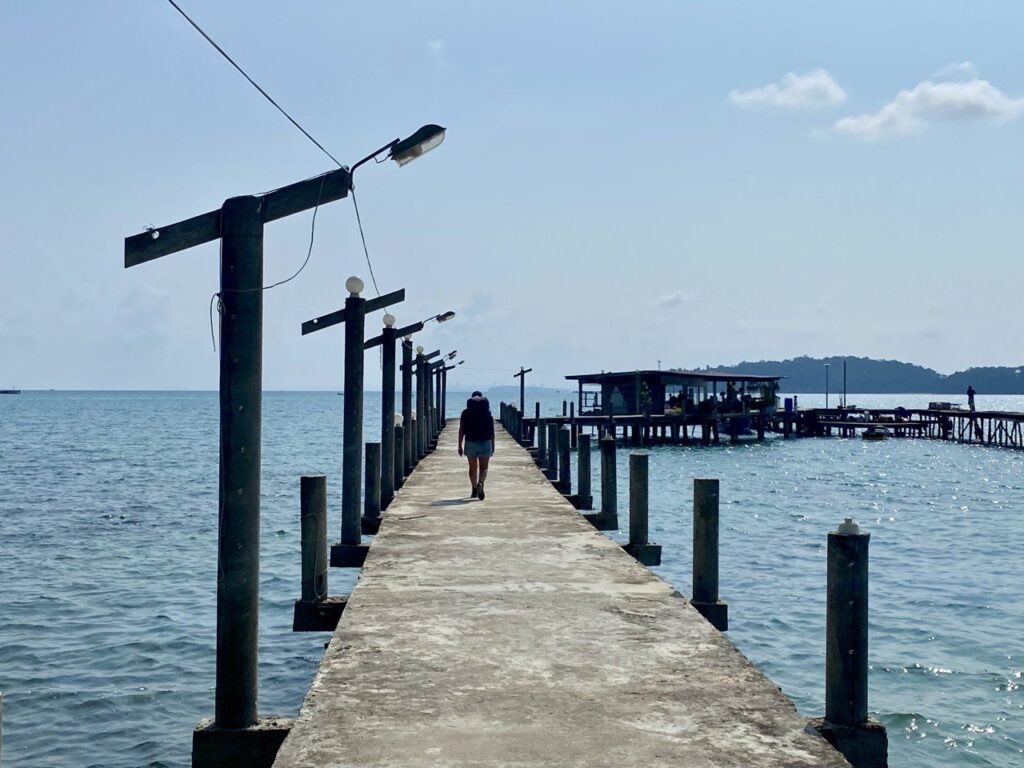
[791,407,1024,449]
[272,424,853,767]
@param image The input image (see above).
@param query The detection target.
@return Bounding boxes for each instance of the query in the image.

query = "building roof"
[565,369,783,384]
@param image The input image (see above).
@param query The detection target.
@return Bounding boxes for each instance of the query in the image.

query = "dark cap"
[471,390,483,397]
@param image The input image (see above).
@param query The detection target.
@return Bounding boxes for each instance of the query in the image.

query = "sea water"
[0,391,1020,767]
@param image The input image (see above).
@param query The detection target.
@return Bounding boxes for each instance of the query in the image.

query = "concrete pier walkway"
[273,424,849,767]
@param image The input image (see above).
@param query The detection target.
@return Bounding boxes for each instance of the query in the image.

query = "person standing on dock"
[458,391,495,499]
[967,384,976,411]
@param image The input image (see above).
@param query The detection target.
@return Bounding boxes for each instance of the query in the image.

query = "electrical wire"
[166,1,387,320]
[165,0,343,168]
[209,176,326,351]
[351,186,381,296]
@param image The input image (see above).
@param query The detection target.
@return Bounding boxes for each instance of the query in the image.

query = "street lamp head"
[447,350,457,359]
[416,345,424,355]
[394,413,404,426]
[345,276,364,296]
[458,360,465,365]
[383,312,396,328]
[435,310,456,324]
[391,124,446,167]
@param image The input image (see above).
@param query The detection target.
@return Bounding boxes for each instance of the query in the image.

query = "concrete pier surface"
[273,424,849,767]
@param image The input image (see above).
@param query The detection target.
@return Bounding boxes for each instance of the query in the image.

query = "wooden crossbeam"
[514,367,533,378]
[125,166,353,268]
[302,289,405,336]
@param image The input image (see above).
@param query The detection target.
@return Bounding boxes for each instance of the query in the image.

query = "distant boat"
[0,386,20,394]
[862,426,888,441]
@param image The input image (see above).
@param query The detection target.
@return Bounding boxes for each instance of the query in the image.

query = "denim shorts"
[464,439,493,458]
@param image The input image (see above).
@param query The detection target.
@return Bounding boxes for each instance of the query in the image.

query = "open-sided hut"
[565,369,782,418]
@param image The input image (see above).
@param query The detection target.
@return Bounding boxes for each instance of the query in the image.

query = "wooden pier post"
[623,453,661,565]
[545,423,559,481]
[557,427,572,494]
[537,417,548,467]
[811,518,888,768]
[293,475,347,632]
[562,399,568,416]
[394,422,405,490]
[691,479,728,631]
[570,401,578,449]
[362,442,382,530]
[534,402,541,445]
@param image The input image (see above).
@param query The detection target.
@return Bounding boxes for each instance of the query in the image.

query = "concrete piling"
[537,417,547,466]
[361,442,382,533]
[585,433,619,530]
[622,453,661,565]
[300,476,328,603]
[545,423,559,481]
[557,427,571,494]
[394,424,405,490]
[575,433,593,509]
[811,518,888,768]
[691,479,728,631]
[214,196,263,731]
[293,476,348,632]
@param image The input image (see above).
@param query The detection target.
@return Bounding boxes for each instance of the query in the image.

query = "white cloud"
[729,69,847,110]
[834,78,1024,139]
[656,290,695,308]
[932,61,979,81]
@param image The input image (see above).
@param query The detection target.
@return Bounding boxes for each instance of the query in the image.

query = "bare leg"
[478,456,490,485]
[467,457,479,492]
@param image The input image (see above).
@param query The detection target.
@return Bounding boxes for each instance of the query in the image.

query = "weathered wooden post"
[363,442,381,523]
[557,427,572,494]
[545,422,559,481]
[562,399,568,416]
[622,453,661,565]
[569,401,578,448]
[691,479,728,631]
[302,279,404,568]
[394,420,405,490]
[533,402,541,445]
[293,475,347,632]
[811,518,888,768]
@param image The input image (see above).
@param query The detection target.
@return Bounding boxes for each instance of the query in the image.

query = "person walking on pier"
[458,391,495,499]
[967,384,976,411]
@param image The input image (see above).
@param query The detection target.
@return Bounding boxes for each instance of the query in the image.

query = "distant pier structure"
[523,369,784,446]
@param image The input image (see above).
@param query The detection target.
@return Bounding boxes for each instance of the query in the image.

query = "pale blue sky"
[2,1,1022,389]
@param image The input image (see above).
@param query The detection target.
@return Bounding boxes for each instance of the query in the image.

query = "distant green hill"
[703,356,1024,394]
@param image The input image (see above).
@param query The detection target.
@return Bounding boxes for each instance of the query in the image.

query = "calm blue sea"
[1,391,1021,767]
